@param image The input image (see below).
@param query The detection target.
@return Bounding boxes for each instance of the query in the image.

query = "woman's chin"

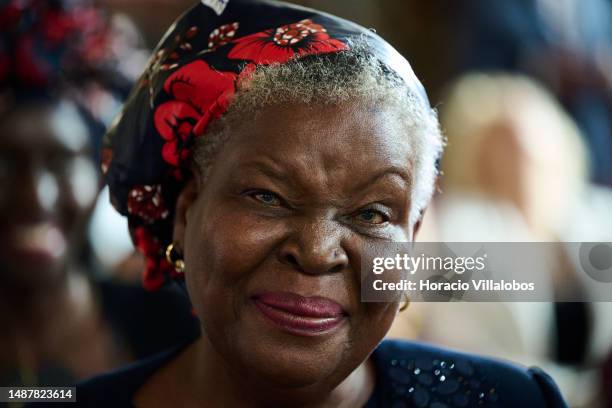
[235,342,342,389]
[227,305,352,388]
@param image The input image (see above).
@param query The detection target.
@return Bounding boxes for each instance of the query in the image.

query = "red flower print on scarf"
[228,19,348,64]
[127,184,169,223]
[208,22,239,49]
[153,60,237,166]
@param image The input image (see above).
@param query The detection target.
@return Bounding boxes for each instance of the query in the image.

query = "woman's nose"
[278,219,349,275]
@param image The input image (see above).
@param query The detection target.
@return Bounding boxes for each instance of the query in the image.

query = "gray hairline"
[193,41,444,225]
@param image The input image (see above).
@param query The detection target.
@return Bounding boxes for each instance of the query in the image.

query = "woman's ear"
[173,179,199,250]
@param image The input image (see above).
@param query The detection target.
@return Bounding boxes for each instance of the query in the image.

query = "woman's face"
[0,101,98,288]
[177,101,418,388]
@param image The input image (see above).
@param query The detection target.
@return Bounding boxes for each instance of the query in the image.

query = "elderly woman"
[78,1,567,407]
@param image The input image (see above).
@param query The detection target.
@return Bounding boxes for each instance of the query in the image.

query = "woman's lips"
[252,291,346,336]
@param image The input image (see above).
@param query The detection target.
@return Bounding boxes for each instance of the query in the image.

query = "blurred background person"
[0,0,197,390]
[400,73,612,408]
[438,73,590,242]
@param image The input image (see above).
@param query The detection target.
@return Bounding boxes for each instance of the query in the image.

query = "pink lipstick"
[252,291,346,336]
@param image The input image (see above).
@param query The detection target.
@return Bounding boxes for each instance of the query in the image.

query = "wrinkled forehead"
[218,101,414,187]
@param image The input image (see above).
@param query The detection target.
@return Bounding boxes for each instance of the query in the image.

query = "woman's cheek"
[187,204,288,289]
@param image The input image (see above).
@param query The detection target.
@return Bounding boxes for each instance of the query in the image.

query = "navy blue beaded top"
[365,340,566,408]
[69,338,567,407]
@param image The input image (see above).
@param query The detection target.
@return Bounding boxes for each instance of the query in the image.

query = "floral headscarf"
[103,0,430,290]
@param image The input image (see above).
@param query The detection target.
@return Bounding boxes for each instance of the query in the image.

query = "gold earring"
[399,296,410,312]
[165,243,185,274]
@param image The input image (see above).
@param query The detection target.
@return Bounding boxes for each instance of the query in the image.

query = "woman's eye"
[354,209,388,225]
[250,191,282,206]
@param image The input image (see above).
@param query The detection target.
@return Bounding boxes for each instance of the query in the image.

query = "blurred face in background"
[0,100,99,290]
[476,111,580,236]
[440,75,587,239]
